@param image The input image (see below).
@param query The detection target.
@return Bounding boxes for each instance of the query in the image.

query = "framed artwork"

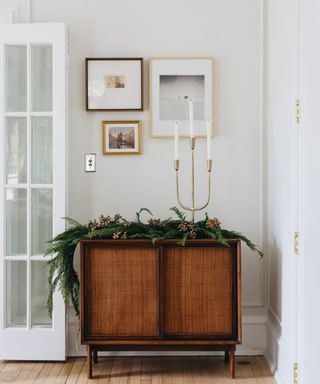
[86,58,143,111]
[150,58,214,137]
[102,121,141,155]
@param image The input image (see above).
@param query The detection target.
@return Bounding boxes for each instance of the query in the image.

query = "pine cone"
[88,219,99,232]
[178,221,189,232]
[99,214,111,226]
[206,218,221,229]
[112,231,122,239]
[113,213,123,222]
[148,218,162,227]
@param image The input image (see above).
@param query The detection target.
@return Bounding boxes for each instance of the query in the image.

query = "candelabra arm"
[194,171,212,211]
[176,170,212,213]
[175,171,195,212]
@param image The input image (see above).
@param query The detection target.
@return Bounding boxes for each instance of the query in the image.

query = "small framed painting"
[150,58,214,137]
[86,58,143,111]
[102,121,141,155]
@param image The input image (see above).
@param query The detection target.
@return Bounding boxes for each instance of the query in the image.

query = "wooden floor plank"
[44,362,64,384]
[97,357,114,384]
[34,362,56,384]
[55,358,76,384]
[18,362,45,384]
[0,356,275,384]
[235,356,258,384]
[255,356,276,384]
[66,358,86,384]
[75,360,89,384]
[128,357,141,384]
[0,361,23,383]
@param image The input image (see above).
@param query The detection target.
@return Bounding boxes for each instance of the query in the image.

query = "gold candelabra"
[174,137,212,222]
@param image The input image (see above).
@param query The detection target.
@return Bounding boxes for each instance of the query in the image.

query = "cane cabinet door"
[82,245,160,340]
[163,245,237,339]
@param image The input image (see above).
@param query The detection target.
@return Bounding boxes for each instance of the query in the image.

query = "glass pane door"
[0,23,66,360]
[4,43,53,329]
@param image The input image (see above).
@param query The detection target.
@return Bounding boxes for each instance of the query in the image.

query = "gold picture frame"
[102,120,141,155]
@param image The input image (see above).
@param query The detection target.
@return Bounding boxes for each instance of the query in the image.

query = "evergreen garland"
[45,207,263,317]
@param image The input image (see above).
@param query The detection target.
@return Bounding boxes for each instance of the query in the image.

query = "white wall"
[26,0,265,356]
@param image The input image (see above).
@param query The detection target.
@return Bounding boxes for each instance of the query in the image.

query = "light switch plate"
[85,153,96,172]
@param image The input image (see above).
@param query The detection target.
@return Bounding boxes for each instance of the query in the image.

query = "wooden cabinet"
[80,239,241,379]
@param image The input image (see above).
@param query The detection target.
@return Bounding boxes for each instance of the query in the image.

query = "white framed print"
[86,58,143,111]
[150,58,214,137]
[102,121,141,155]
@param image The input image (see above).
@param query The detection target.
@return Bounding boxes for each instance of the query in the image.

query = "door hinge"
[294,232,300,254]
[296,99,300,124]
[294,362,298,384]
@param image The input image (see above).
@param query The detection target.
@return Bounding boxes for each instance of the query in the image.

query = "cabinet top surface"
[80,239,241,246]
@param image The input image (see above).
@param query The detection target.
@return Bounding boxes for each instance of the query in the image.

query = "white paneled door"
[0,23,67,360]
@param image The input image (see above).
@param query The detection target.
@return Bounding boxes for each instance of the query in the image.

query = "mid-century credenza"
[80,239,241,379]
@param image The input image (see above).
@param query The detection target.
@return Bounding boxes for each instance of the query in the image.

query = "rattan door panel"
[84,246,159,338]
[163,247,234,337]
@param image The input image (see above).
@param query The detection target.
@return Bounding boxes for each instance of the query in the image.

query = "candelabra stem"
[174,137,212,223]
[191,145,195,222]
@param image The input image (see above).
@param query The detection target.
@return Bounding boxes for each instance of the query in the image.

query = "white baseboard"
[265,310,294,384]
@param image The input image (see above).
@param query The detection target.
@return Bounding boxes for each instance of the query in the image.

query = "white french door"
[0,23,67,360]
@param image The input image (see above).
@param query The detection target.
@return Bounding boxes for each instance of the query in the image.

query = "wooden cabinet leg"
[87,345,93,379]
[93,349,98,364]
[224,351,229,363]
[230,347,235,378]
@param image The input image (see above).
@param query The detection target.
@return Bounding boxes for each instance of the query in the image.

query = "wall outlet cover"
[85,153,96,172]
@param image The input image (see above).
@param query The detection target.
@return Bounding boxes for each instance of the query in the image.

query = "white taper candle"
[206,119,212,160]
[174,121,179,160]
[189,99,194,138]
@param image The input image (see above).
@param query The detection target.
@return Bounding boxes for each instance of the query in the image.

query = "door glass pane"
[31,45,53,112]
[6,189,27,256]
[6,45,27,112]
[6,117,27,185]
[6,261,27,327]
[32,117,53,184]
[31,261,52,327]
[32,189,53,255]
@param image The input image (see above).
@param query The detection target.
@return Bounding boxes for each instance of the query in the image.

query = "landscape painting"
[159,75,205,121]
[102,121,141,155]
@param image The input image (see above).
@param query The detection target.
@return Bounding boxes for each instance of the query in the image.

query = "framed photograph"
[150,58,214,137]
[102,121,141,155]
[86,58,143,111]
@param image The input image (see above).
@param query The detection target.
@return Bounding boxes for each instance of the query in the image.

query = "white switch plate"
[85,153,96,172]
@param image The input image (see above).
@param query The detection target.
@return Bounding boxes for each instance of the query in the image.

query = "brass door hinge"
[294,362,298,384]
[294,232,300,254]
[296,99,300,124]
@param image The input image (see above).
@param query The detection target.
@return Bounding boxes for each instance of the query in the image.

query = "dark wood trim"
[86,345,92,379]
[91,344,237,352]
[80,242,86,345]
[237,241,242,343]
[230,345,235,378]
[84,339,239,346]
[85,57,144,111]
[79,238,240,247]
[158,246,164,339]
[231,242,238,341]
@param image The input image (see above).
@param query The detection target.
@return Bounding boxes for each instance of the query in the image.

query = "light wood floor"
[0,356,275,383]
